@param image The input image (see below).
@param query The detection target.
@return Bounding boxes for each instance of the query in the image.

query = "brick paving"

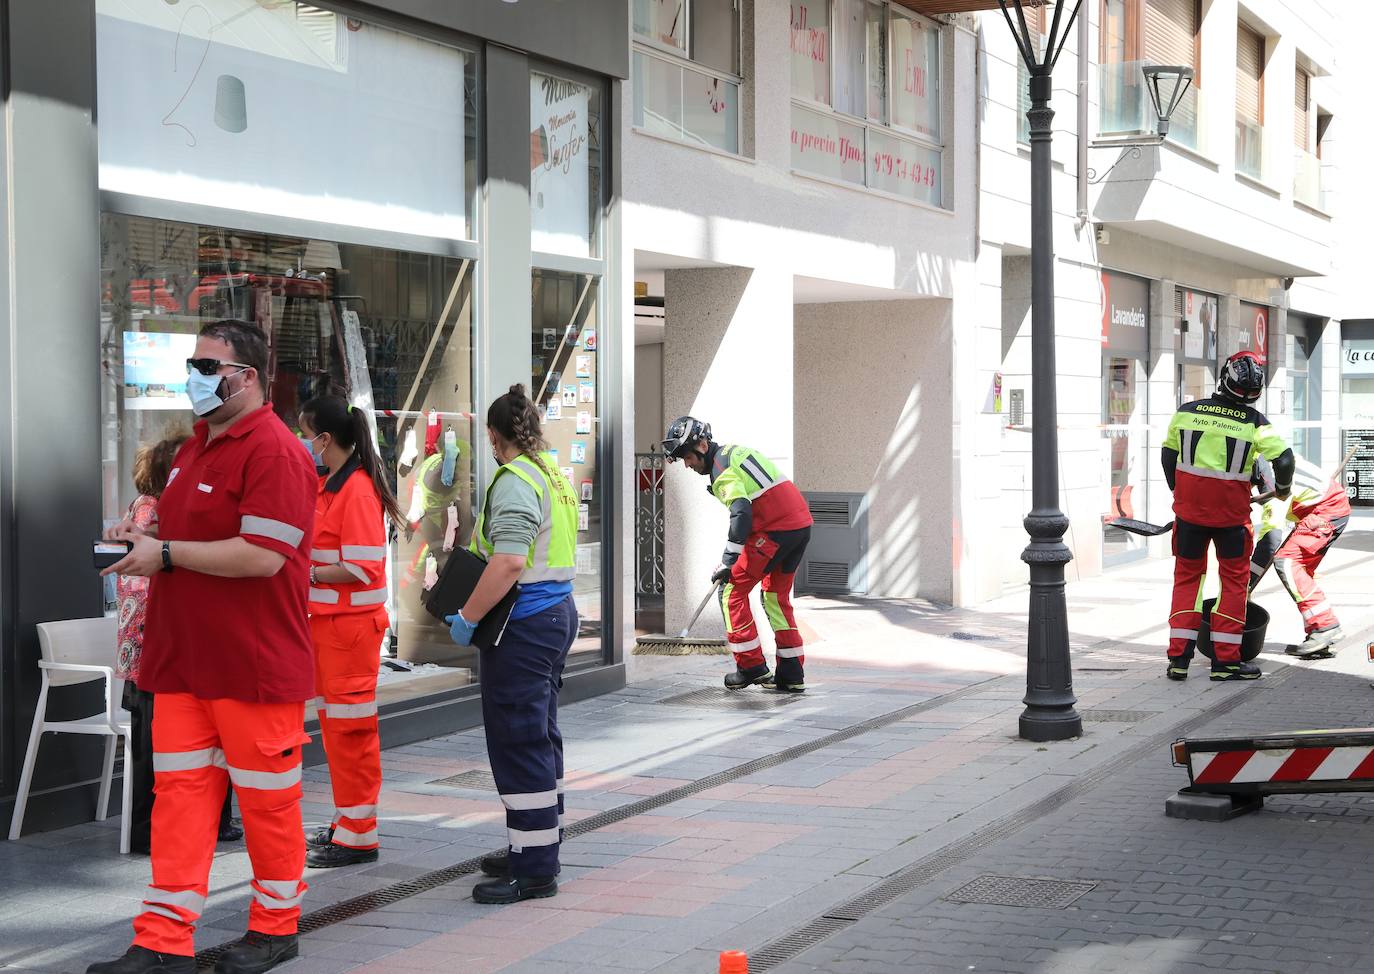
[4,515,1374,973]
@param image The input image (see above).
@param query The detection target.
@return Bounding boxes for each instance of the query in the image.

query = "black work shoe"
[306,842,379,868]
[1166,656,1191,681]
[1286,626,1344,659]
[773,659,806,693]
[305,825,334,849]
[480,849,511,877]
[472,875,558,905]
[87,946,195,974]
[218,819,244,843]
[212,932,299,974]
[1210,660,1262,681]
[724,664,772,689]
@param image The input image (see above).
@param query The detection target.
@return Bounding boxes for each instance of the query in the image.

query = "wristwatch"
[160,541,174,573]
[309,566,318,585]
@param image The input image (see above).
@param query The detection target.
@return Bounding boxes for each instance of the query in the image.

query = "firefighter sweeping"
[661,417,813,692]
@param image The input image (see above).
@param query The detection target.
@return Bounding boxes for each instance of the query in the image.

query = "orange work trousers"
[308,611,386,850]
[133,693,309,957]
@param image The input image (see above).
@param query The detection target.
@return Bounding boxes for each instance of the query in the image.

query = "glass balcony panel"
[1235,118,1263,180]
[1294,148,1323,209]
[1100,60,1199,152]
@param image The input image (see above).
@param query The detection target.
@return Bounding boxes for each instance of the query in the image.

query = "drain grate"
[944,875,1096,909]
[429,768,497,790]
[747,666,1294,971]
[949,631,1000,642]
[1081,709,1157,723]
[657,687,808,711]
[196,674,1013,968]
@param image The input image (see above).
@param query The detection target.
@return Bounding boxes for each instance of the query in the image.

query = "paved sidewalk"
[5,514,1374,974]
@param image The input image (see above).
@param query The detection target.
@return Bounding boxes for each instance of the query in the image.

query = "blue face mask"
[306,434,326,465]
[186,367,248,417]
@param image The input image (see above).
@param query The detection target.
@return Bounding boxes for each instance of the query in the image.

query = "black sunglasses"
[186,358,251,377]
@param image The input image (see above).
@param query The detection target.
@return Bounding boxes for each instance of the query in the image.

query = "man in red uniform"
[663,417,813,691]
[92,319,317,974]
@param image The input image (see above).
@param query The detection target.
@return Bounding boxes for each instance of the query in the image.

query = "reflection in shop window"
[100,213,477,705]
[530,270,603,664]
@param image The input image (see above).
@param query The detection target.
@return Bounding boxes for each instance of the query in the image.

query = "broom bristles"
[633,635,730,656]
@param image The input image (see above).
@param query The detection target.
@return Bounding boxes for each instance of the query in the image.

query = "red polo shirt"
[139,405,317,703]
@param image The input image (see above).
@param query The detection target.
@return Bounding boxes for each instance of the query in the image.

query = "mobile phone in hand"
[94,540,133,570]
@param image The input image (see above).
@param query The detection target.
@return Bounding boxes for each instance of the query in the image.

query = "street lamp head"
[1141,65,1194,138]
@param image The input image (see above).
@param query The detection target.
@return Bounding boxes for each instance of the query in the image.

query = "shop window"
[789,0,943,206]
[530,270,604,664]
[1099,0,1200,151]
[632,0,742,154]
[532,71,603,259]
[1235,23,1265,179]
[99,212,479,704]
[95,2,476,241]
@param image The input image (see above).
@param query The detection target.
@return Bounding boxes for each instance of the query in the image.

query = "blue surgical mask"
[186,367,248,417]
[307,433,326,465]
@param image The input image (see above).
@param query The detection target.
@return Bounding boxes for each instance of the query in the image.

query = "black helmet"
[662,416,711,460]
[1218,350,1264,404]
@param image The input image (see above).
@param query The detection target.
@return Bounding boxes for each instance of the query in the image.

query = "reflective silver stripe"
[500,788,559,811]
[1210,632,1244,644]
[556,777,565,794]
[723,541,744,554]
[311,549,340,563]
[252,881,305,910]
[1302,602,1332,619]
[776,645,804,659]
[145,887,206,914]
[350,588,388,606]
[519,566,577,583]
[324,701,377,719]
[337,803,377,819]
[153,747,226,773]
[227,764,302,791]
[508,826,560,850]
[309,587,339,604]
[1227,442,1248,477]
[333,825,379,847]
[1169,628,1199,640]
[241,515,305,548]
[1175,463,1251,482]
[740,455,777,490]
[729,636,761,652]
[256,878,303,898]
[342,545,387,561]
[307,697,324,713]
[340,562,371,584]
[140,904,187,923]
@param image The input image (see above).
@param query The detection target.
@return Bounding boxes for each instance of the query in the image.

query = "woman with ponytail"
[448,384,579,905]
[298,395,402,868]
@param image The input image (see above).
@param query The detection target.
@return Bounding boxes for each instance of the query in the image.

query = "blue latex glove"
[445,611,477,646]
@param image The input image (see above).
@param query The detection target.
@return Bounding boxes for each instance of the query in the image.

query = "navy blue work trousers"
[479,595,577,877]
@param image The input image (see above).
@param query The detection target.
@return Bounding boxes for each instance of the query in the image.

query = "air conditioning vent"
[807,561,851,590]
[809,499,852,527]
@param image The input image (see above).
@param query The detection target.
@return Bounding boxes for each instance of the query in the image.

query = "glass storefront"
[1100,270,1151,565]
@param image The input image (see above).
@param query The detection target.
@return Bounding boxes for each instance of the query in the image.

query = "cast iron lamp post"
[999,0,1193,741]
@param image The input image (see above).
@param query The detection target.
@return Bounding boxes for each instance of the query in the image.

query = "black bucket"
[1196,598,1269,662]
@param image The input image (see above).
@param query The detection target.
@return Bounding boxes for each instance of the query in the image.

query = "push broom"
[634,580,730,655]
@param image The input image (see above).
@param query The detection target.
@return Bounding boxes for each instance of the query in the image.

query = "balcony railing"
[1099,59,1200,153]
[1294,148,1324,210]
[1235,118,1262,180]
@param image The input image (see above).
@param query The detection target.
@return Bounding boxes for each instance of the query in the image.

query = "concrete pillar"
[661,266,793,633]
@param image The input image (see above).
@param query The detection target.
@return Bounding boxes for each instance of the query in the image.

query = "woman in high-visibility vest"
[446,383,579,905]
[298,396,404,868]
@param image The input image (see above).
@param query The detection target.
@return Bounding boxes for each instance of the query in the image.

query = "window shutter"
[1235,25,1263,124]
[1294,69,1310,150]
[1144,0,1198,70]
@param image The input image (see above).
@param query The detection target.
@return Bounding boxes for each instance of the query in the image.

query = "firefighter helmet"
[1218,350,1265,404]
[662,416,711,460]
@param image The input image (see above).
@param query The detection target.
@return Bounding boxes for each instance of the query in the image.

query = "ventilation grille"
[808,499,852,527]
[807,561,850,590]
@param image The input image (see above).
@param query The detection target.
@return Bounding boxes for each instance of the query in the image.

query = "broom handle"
[679,580,723,639]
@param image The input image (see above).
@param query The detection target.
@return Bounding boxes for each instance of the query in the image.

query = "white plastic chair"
[8,617,133,854]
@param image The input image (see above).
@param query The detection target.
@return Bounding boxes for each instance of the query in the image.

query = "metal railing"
[635,448,666,601]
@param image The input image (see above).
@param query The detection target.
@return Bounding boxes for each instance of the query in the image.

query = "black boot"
[87,946,195,974]
[724,663,772,689]
[212,932,299,974]
[305,825,334,849]
[773,657,806,693]
[218,819,244,843]
[480,849,510,877]
[472,875,557,904]
[1210,660,1262,681]
[306,842,379,868]
[1166,654,1192,681]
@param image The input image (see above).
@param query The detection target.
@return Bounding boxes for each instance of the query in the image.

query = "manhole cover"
[429,769,497,790]
[1081,709,1156,722]
[657,687,807,711]
[945,875,1095,909]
